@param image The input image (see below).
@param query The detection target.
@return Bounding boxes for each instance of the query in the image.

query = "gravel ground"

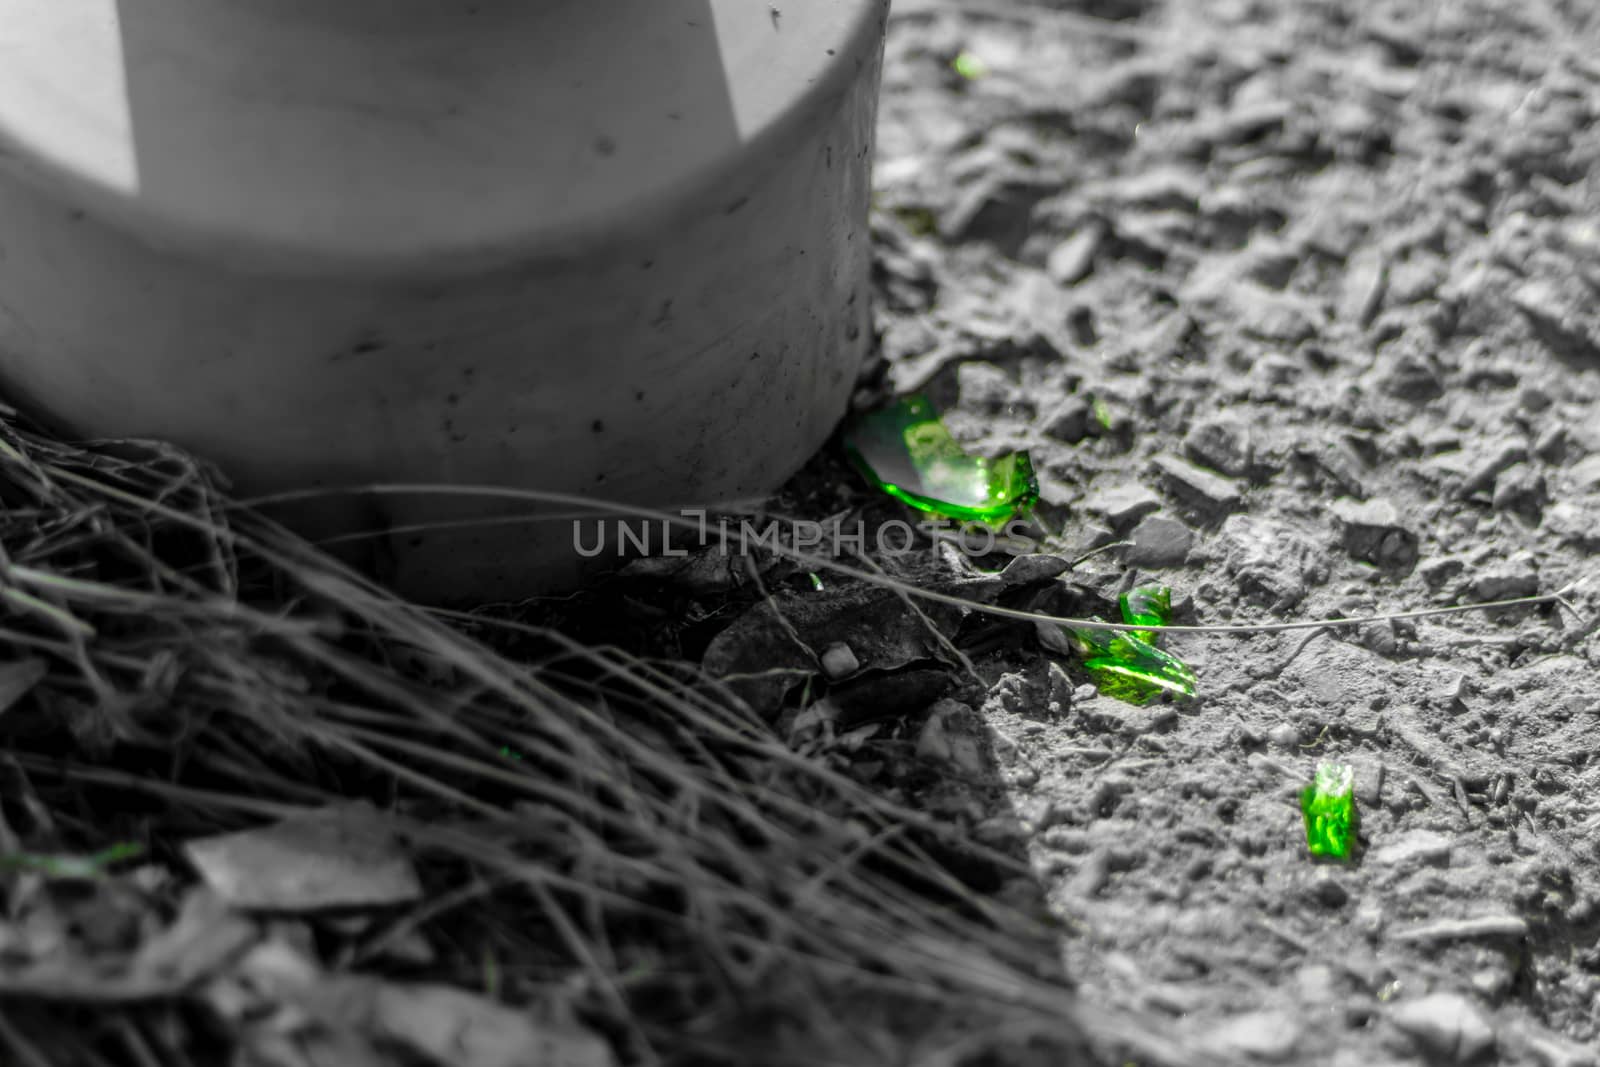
[829,0,1600,1062]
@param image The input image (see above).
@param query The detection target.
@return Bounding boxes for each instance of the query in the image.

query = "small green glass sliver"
[1067,584,1196,705]
[843,394,1039,525]
[1301,761,1356,860]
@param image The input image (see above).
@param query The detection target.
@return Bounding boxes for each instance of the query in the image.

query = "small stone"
[1039,395,1092,443]
[1233,284,1321,344]
[1152,454,1245,519]
[1267,722,1300,748]
[1107,166,1204,211]
[1385,254,1446,305]
[1491,463,1547,517]
[944,177,1057,258]
[1125,515,1193,568]
[1220,514,1320,611]
[1340,247,1387,327]
[819,642,860,680]
[1310,871,1350,908]
[1469,551,1539,601]
[1184,415,1255,478]
[1512,278,1600,359]
[1349,757,1385,805]
[1519,385,1553,412]
[956,362,1015,414]
[1330,497,1418,569]
[1565,454,1600,494]
[1198,1009,1303,1062]
[1314,438,1374,499]
[1046,224,1104,286]
[1545,500,1600,551]
[1080,483,1163,531]
[1381,353,1445,403]
[1369,829,1452,869]
[1419,554,1467,589]
[914,700,988,777]
[1460,441,1530,498]
[1389,992,1496,1064]
[1470,968,1510,998]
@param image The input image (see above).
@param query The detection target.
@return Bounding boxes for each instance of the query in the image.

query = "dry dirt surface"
[839,0,1600,1062]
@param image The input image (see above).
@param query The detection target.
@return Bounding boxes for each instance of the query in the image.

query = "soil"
[612,0,1600,1062]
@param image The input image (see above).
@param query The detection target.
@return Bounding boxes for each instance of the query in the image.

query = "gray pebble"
[1152,453,1245,519]
[819,642,860,680]
[1185,414,1256,479]
[1040,395,1092,442]
[1046,224,1104,286]
[1220,514,1321,610]
[1331,496,1418,569]
[1267,722,1301,748]
[1081,482,1164,530]
[1490,462,1547,516]
[1198,1009,1303,1062]
[955,361,1015,414]
[1469,551,1539,601]
[1389,991,1495,1063]
[1125,514,1194,567]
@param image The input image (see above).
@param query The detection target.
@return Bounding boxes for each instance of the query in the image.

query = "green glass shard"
[0,841,144,880]
[1301,761,1356,860]
[844,394,1039,525]
[1119,585,1172,639]
[1073,631,1197,705]
[952,51,989,80]
[1091,396,1114,432]
[1067,585,1195,705]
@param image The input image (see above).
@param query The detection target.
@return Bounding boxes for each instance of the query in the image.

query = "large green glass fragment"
[843,394,1039,525]
[1067,584,1195,705]
[1301,761,1356,860]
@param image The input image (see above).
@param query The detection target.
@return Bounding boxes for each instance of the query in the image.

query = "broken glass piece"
[1067,584,1194,704]
[1120,585,1172,638]
[1071,629,1197,704]
[1301,761,1356,860]
[843,394,1039,525]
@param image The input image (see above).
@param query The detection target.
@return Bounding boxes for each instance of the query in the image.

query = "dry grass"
[0,401,1218,1066]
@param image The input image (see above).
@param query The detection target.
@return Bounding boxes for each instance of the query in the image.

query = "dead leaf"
[185,801,421,912]
[0,885,256,1001]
